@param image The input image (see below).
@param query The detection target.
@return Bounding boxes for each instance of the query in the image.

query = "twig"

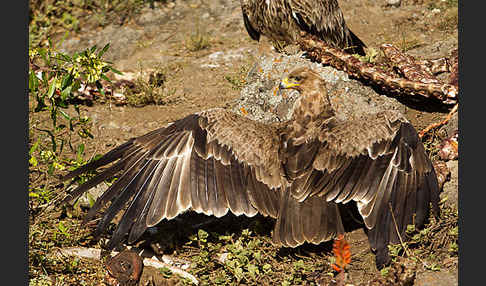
[419,104,458,138]
[162,31,178,43]
[388,203,412,257]
[388,203,429,269]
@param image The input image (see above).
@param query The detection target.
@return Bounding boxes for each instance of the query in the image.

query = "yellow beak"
[279,77,301,89]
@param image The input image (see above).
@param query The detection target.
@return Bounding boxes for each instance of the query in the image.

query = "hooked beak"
[279,77,300,90]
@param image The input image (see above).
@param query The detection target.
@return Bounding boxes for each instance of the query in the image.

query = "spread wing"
[278,111,439,267]
[62,109,282,248]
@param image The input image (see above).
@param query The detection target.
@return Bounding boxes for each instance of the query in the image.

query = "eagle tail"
[272,188,345,247]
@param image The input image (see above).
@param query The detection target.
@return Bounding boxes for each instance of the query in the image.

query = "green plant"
[29,42,119,215]
[224,65,250,90]
[355,47,380,63]
[185,28,211,52]
[29,42,117,150]
[124,64,182,106]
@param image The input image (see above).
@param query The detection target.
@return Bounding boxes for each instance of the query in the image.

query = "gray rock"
[386,0,401,8]
[233,52,406,124]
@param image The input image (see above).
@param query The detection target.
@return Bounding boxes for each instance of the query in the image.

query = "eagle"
[240,0,366,55]
[62,67,439,269]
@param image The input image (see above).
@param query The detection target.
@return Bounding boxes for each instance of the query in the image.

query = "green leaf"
[234,267,243,280]
[77,144,85,162]
[47,37,53,49]
[109,66,123,75]
[29,71,39,92]
[159,266,173,278]
[29,139,40,156]
[262,264,272,274]
[38,48,48,65]
[34,97,47,112]
[61,85,73,102]
[92,154,103,161]
[98,87,106,97]
[50,106,58,128]
[48,162,55,175]
[47,78,57,99]
[98,43,110,57]
[101,74,112,83]
[61,73,74,90]
[79,128,94,139]
[247,264,259,278]
[58,52,72,63]
[86,193,96,208]
[58,109,71,120]
[29,156,38,167]
[94,80,102,88]
[38,128,57,152]
[406,224,416,234]
[59,30,70,47]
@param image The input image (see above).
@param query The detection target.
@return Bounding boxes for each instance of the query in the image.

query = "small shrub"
[185,28,211,52]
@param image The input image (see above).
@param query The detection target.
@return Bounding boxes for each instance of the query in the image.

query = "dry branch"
[298,34,458,105]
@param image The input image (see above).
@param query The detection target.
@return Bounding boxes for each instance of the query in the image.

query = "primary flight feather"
[62,67,439,269]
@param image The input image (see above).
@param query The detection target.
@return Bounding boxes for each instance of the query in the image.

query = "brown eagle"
[62,68,439,269]
[240,0,366,55]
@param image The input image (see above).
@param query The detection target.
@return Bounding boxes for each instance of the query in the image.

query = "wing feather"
[61,109,280,247]
[284,111,438,268]
[146,156,177,226]
[108,159,160,248]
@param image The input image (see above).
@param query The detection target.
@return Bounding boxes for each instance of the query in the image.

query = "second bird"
[240,0,367,55]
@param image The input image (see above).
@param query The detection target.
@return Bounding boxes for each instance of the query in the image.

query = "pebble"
[385,0,401,7]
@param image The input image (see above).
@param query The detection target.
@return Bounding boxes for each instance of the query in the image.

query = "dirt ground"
[29,0,458,285]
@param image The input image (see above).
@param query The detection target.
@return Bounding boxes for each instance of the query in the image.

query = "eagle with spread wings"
[62,68,439,269]
[239,0,366,55]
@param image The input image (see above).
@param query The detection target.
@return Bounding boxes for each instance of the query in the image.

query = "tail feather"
[272,188,344,247]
